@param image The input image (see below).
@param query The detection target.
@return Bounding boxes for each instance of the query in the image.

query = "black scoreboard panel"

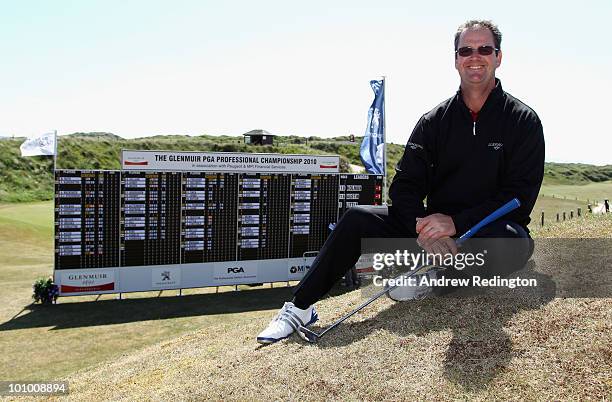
[338,174,383,216]
[180,172,238,263]
[238,173,291,261]
[55,171,120,269]
[55,170,382,269]
[207,173,238,262]
[262,174,291,259]
[181,172,207,263]
[308,174,340,255]
[121,171,182,267]
[289,174,340,258]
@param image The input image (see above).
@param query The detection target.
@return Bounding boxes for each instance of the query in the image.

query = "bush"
[32,277,59,304]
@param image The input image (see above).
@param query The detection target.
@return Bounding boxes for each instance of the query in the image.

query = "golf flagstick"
[297,197,521,343]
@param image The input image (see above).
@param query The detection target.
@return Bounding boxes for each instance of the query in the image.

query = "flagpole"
[53,130,58,171]
[52,130,58,296]
[381,76,388,204]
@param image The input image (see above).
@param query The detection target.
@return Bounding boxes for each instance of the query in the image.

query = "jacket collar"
[456,78,504,116]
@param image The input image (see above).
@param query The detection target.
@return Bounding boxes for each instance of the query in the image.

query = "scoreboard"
[54,170,383,295]
[121,171,182,267]
[55,171,121,270]
[181,172,239,263]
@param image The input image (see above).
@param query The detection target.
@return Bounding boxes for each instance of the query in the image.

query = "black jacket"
[389,79,545,234]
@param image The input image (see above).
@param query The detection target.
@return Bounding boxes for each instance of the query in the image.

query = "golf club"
[297,197,521,343]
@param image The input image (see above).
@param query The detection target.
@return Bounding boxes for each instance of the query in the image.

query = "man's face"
[455,28,502,87]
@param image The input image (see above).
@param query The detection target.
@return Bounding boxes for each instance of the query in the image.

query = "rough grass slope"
[49,215,612,401]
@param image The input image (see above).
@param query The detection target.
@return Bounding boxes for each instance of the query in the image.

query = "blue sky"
[1,0,610,164]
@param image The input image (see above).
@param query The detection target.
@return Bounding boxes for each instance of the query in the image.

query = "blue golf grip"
[456,198,521,245]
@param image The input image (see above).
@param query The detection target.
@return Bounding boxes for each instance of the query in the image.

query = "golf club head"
[297,326,319,343]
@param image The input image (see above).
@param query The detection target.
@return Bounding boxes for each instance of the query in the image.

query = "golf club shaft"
[318,263,436,337]
[310,197,521,339]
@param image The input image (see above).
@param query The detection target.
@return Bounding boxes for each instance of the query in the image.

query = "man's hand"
[416,213,457,253]
[420,236,458,256]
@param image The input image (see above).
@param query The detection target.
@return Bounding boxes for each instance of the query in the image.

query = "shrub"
[32,277,59,304]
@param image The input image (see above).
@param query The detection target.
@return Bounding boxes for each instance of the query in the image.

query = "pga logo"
[227,267,245,274]
[290,265,310,274]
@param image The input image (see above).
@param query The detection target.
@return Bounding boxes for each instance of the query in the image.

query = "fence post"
[563,212,566,221]
[570,211,574,219]
[541,211,545,227]
[578,208,581,217]
[556,213,560,222]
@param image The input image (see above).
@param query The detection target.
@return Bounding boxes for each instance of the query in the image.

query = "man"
[257,20,545,344]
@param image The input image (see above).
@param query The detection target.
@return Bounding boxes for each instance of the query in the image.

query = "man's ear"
[496,49,503,67]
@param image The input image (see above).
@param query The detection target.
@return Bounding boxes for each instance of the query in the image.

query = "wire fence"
[536,194,610,227]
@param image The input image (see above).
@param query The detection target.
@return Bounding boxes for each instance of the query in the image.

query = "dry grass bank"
[39,214,612,401]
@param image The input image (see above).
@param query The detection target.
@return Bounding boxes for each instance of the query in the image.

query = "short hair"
[454,20,502,51]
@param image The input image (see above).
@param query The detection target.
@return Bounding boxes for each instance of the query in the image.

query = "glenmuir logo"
[488,142,503,151]
[407,142,423,150]
[68,273,108,280]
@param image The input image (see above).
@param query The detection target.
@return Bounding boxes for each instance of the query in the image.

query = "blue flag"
[360,79,385,174]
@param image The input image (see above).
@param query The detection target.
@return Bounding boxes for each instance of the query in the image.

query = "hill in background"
[0,132,610,202]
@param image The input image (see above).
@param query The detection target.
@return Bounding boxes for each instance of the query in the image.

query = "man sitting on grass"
[257,19,545,344]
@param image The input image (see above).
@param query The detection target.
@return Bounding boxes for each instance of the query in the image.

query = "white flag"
[20,132,56,156]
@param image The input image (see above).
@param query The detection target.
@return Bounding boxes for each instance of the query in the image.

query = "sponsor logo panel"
[288,260,311,280]
[122,150,339,173]
[60,269,115,294]
[151,267,181,289]
[213,262,258,284]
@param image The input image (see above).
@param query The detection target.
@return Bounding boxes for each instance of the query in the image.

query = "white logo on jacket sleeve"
[407,142,423,150]
[488,142,503,151]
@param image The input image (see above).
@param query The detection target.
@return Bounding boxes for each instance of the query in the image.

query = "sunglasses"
[455,45,499,57]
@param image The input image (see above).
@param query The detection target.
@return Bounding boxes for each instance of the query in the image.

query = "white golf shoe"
[257,302,318,344]
[386,269,439,301]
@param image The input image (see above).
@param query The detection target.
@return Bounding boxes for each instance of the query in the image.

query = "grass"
[0,202,53,291]
[531,210,612,238]
[540,180,612,203]
[529,180,612,229]
[1,198,611,399]
[0,286,297,381]
[0,134,407,203]
[0,202,301,381]
[59,214,612,400]
[543,162,612,184]
[530,195,587,229]
[2,132,611,203]
[63,300,611,400]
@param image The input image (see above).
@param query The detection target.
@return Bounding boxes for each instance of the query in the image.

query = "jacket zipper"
[473,121,476,136]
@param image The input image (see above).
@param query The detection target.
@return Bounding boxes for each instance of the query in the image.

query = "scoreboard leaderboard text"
[54,170,383,295]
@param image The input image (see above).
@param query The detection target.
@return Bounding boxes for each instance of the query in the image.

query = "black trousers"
[293,206,533,307]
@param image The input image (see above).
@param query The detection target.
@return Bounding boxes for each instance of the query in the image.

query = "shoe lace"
[269,302,292,324]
